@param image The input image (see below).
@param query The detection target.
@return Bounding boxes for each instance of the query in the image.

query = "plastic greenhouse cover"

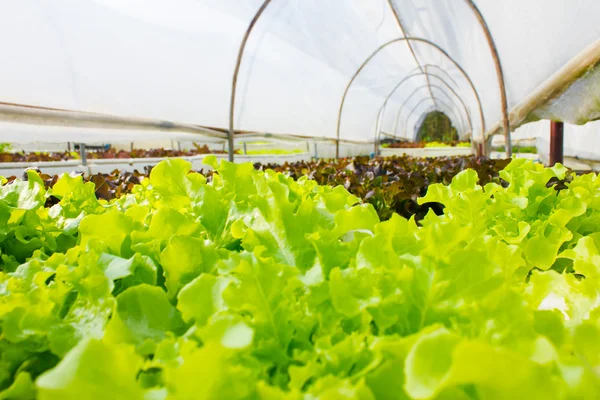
[0,0,598,144]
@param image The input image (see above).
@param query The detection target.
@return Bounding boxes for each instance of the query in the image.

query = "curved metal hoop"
[371,71,473,137]
[385,0,436,104]
[392,74,473,136]
[228,2,508,159]
[375,97,463,155]
[462,0,511,155]
[386,0,423,73]
[422,65,461,89]
[228,0,273,162]
[414,84,469,132]
[373,65,470,136]
[388,65,464,99]
[335,37,485,158]
[378,84,470,140]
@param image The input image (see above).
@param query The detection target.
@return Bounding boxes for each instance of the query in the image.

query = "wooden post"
[549,121,564,165]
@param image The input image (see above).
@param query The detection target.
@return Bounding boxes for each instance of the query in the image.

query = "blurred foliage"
[496,145,538,154]
[5,156,510,223]
[387,140,470,149]
[417,111,459,142]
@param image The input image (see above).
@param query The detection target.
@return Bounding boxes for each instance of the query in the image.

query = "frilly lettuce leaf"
[0,158,599,399]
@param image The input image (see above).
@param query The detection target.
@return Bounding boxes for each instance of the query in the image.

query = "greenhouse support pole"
[549,121,564,166]
[229,0,273,162]
[78,143,87,166]
[374,102,387,156]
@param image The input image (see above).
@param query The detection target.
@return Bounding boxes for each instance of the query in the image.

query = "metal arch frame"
[388,0,510,155]
[386,0,437,107]
[422,64,461,90]
[362,63,471,137]
[228,2,508,160]
[390,65,464,100]
[375,94,466,154]
[375,96,463,154]
[228,0,273,162]
[394,63,467,110]
[377,84,470,141]
[336,37,485,158]
[402,97,462,140]
[370,70,473,137]
[392,73,473,136]
[407,84,470,132]
[462,0,511,156]
[386,0,423,75]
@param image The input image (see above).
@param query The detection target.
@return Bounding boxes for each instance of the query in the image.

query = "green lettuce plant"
[1,156,600,399]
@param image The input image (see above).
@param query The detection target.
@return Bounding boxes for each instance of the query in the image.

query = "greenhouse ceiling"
[0,0,598,155]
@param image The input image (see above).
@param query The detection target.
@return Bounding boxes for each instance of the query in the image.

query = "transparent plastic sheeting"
[501,120,600,163]
[0,1,598,144]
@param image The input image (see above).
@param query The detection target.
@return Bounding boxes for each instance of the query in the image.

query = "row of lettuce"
[0,145,307,163]
[7,156,511,222]
[1,155,600,399]
[382,141,471,149]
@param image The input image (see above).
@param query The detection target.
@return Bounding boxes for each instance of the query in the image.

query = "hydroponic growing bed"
[380,143,474,158]
[4,156,509,222]
[1,155,599,399]
[0,148,312,177]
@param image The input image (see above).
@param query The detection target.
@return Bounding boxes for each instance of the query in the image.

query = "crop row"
[382,141,471,149]
[0,145,222,163]
[1,156,599,398]
[5,156,512,221]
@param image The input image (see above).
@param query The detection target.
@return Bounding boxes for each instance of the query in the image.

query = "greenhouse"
[1,1,600,399]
